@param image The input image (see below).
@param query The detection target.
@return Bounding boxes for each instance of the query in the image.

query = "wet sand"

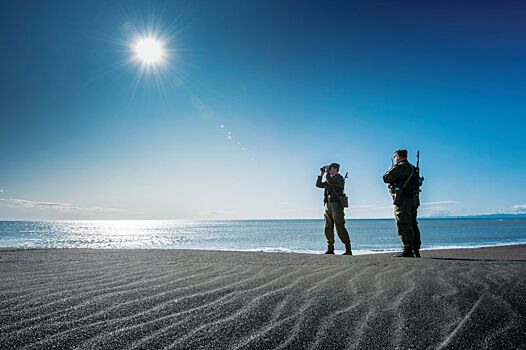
[1,245,525,349]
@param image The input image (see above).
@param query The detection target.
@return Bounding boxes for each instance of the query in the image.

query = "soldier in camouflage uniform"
[316,163,352,255]
[383,150,422,258]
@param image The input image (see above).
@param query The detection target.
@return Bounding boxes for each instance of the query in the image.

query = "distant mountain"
[423,213,526,219]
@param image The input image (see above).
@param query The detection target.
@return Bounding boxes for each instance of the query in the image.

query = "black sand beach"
[1,246,525,349]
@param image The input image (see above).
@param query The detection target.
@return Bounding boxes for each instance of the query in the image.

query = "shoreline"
[1,242,525,255]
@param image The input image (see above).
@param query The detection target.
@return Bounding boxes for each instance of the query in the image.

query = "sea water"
[0,219,525,255]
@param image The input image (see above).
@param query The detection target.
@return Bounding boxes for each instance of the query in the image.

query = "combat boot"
[394,247,414,258]
[342,244,352,255]
[324,245,335,254]
[414,248,421,258]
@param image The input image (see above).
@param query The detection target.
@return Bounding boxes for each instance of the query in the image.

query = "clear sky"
[1,0,525,220]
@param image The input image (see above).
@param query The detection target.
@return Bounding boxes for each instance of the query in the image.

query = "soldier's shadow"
[426,257,526,263]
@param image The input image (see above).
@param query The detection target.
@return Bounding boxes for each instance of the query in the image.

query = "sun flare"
[134,37,165,64]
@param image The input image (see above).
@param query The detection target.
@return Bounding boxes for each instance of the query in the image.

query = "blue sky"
[1,0,525,219]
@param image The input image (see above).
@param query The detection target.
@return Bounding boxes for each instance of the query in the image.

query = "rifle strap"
[326,176,343,200]
[402,166,414,189]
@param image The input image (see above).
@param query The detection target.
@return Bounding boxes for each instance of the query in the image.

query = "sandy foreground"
[1,245,525,350]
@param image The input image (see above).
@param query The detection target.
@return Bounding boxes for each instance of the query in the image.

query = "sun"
[134,37,165,64]
[124,27,180,92]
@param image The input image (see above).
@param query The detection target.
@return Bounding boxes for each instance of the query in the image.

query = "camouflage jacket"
[383,160,419,196]
[316,173,345,203]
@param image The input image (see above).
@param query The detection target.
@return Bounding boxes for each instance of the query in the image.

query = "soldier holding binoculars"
[316,163,352,255]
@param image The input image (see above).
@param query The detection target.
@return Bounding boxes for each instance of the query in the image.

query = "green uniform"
[383,160,421,250]
[316,174,351,250]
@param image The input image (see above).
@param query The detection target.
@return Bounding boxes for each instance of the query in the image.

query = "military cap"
[394,149,408,158]
[328,162,340,169]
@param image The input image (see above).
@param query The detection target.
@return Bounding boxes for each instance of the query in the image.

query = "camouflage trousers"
[324,201,351,248]
[394,196,421,249]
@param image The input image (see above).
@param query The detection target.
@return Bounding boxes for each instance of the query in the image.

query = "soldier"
[316,163,352,255]
[383,150,422,258]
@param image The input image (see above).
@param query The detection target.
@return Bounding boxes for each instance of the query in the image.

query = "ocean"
[1,218,525,255]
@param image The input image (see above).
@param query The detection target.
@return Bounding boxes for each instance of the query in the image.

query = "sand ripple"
[1,247,525,349]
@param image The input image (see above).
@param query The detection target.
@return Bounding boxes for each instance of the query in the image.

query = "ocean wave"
[169,241,526,256]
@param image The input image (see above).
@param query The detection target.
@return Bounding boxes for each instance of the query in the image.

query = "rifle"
[416,151,424,189]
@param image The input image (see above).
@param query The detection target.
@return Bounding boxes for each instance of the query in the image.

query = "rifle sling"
[326,178,342,200]
[401,166,414,191]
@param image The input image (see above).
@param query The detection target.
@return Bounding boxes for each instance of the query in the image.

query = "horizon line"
[1,214,526,222]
